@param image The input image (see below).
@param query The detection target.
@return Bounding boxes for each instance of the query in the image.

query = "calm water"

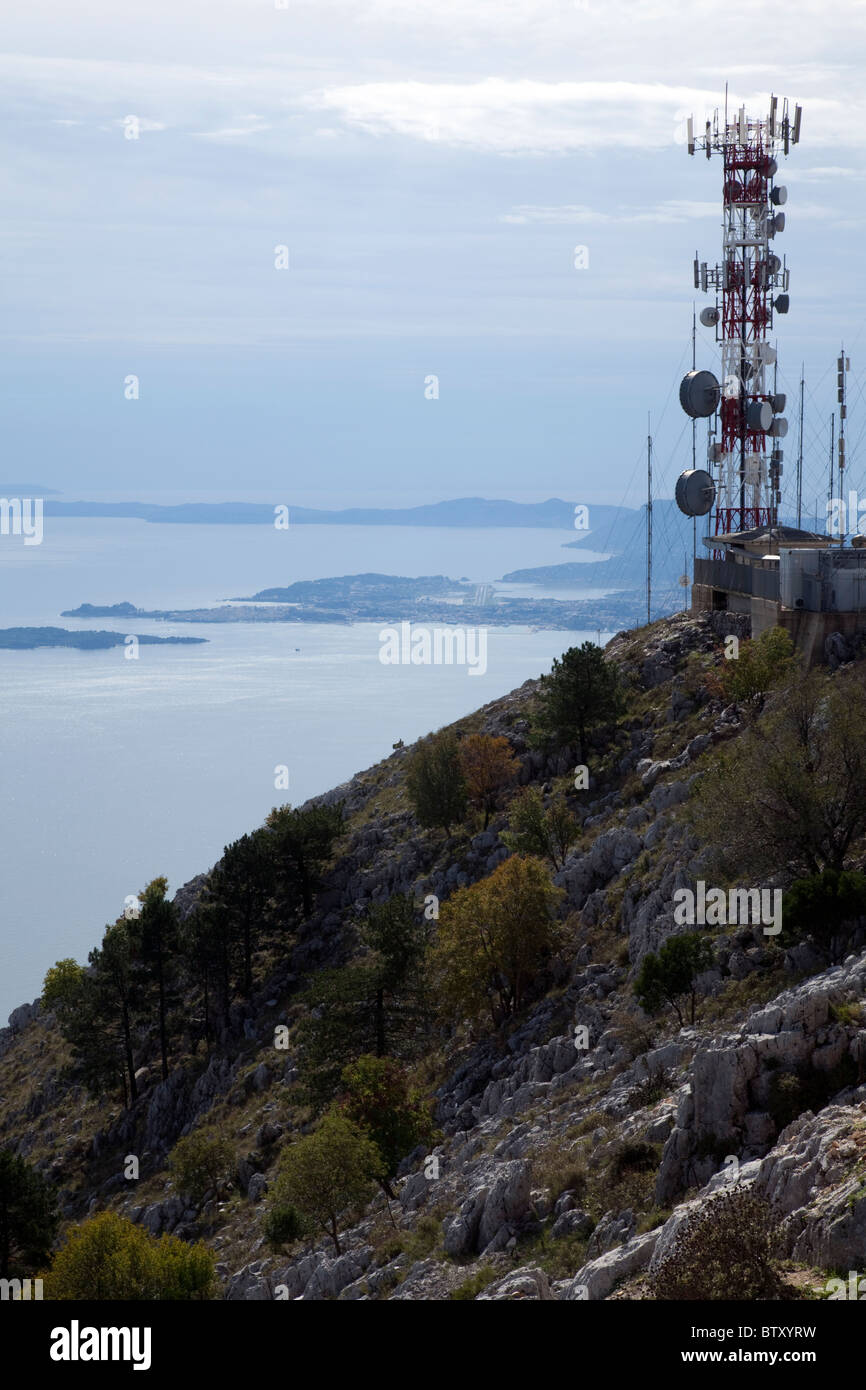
[0,519,614,1018]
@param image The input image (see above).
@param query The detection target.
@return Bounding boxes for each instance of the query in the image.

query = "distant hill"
[43,496,643,533]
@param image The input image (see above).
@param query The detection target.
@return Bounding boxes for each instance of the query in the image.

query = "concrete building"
[691,525,866,664]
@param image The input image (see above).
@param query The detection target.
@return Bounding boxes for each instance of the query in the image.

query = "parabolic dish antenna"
[675,468,717,517]
[679,370,721,419]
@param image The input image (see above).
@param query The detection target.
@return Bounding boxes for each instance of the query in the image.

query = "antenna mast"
[796,364,804,529]
[647,415,653,625]
[828,414,835,531]
[680,93,802,539]
[837,346,849,543]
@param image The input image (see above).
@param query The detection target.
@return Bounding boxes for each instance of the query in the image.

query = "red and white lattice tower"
[682,95,801,537]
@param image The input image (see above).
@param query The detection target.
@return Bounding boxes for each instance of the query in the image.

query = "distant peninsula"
[61,571,654,632]
[0,627,207,650]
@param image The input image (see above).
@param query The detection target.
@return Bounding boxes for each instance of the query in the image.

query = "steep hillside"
[3,609,866,1302]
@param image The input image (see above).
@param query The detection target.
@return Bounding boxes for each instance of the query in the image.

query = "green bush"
[167,1130,233,1205]
[42,1211,216,1300]
[502,787,578,870]
[651,1189,783,1300]
[262,1202,306,1248]
[633,933,714,1027]
[271,1112,381,1255]
[449,1265,497,1300]
[720,626,798,712]
[782,869,866,958]
[768,1057,859,1131]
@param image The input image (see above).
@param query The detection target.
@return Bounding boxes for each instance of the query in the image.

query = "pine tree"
[265,802,344,918]
[0,1149,59,1278]
[405,731,467,832]
[535,641,624,762]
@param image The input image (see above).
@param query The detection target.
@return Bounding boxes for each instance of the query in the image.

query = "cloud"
[311,78,726,153]
[501,199,719,225]
[192,121,272,141]
[310,78,866,155]
[795,165,862,180]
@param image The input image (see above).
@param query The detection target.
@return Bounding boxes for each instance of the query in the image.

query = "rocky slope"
[2,609,865,1300]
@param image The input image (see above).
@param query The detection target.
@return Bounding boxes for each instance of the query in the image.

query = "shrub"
[449,1265,497,1300]
[606,1140,659,1183]
[720,626,798,713]
[42,1211,216,1300]
[270,1112,381,1255]
[690,673,866,879]
[262,1202,306,1249]
[768,1072,804,1131]
[782,869,866,960]
[628,1070,674,1108]
[167,1130,233,1205]
[768,1056,859,1131]
[651,1189,782,1300]
[633,933,714,1027]
[502,787,578,870]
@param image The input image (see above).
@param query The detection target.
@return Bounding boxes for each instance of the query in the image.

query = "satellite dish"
[771,393,786,413]
[675,468,716,517]
[774,293,790,314]
[771,185,788,206]
[699,306,720,327]
[679,369,721,419]
[746,400,774,432]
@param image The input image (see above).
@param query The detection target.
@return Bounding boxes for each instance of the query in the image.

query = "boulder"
[477,1266,553,1300]
[566,1229,660,1300]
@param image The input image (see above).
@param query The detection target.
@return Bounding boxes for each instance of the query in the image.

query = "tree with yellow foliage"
[433,854,564,1027]
[458,733,519,829]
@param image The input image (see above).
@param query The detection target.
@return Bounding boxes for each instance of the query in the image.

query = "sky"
[2,0,866,509]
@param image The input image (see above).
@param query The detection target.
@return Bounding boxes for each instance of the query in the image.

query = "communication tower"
[676,93,802,535]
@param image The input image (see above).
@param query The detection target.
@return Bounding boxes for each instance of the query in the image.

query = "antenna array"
[677,94,802,536]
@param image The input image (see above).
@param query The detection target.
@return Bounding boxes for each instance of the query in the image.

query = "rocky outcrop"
[755,1105,866,1269]
[565,1229,659,1300]
[656,951,866,1203]
[477,1266,553,1300]
[442,1160,531,1256]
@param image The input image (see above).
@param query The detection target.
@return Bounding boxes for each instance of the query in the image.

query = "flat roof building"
[691,527,866,664]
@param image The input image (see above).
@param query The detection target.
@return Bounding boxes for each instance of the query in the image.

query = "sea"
[0,513,616,1019]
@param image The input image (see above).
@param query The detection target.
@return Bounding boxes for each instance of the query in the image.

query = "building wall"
[691,585,866,664]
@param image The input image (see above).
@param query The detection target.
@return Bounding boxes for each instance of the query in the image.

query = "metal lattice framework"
[688,95,801,536]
